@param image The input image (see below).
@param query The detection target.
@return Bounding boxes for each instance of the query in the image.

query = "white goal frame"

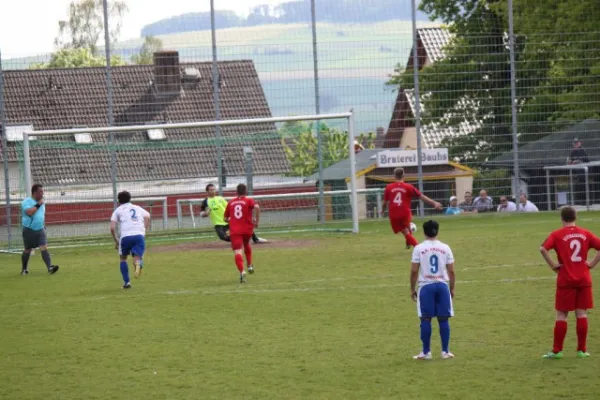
[21,111,360,234]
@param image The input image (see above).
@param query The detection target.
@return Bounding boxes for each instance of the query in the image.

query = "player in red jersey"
[540,206,600,359]
[224,183,260,283]
[382,168,442,249]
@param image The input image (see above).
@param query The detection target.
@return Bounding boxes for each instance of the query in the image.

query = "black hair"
[423,220,439,238]
[31,184,43,195]
[237,183,247,196]
[117,191,132,205]
[205,183,215,192]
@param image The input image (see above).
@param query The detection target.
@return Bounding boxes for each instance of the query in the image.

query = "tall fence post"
[411,0,424,217]
[311,0,325,224]
[210,0,224,196]
[507,0,520,205]
[102,0,118,208]
[0,50,13,249]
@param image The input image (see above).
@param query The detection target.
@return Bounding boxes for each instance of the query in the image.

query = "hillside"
[141,0,430,37]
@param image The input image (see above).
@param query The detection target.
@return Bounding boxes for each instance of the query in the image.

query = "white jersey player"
[410,220,456,360]
[110,191,150,289]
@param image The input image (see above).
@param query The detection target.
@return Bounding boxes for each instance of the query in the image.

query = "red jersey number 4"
[225,197,255,235]
[543,226,600,287]
[384,182,422,217]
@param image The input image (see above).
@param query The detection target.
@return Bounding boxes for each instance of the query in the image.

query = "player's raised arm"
[419,194,443,211]
[23,198,44,217]
[200,199,211,218]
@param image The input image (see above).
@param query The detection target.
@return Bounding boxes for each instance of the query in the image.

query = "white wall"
[0,162,22,195]
[347,176,367,220]
[455,176,474,203]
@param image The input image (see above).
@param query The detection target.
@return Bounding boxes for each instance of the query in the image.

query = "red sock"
[234,254,244,273]
[577,317,588,352]
[405,233,419,247]
[553,320,568,353]
[244,243,252,266]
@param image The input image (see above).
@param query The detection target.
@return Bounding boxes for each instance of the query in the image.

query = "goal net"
[8,112,362,250]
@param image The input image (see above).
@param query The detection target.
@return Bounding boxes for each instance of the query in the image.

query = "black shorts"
[23,228,47,250]
[215,225,230,242]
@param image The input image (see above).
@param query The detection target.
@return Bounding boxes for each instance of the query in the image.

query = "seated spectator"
[497,196,517,212]
[518,194,539,212]
[459,191,477,213]
[445,196,462,215]
[473,189,494,212]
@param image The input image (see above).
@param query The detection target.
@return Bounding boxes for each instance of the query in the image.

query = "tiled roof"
[417,27,452,64]
[404,89,481,149]
[0,60,288,185]
[485,119,600,169]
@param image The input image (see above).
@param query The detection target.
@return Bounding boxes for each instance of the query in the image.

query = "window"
[74,133,93,144]
[147,128,166,141]
[5,125,35,142]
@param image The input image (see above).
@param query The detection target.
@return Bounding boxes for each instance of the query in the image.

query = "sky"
[0,0,286,58]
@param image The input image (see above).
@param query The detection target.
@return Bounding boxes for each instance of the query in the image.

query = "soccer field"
[2,212,600,399]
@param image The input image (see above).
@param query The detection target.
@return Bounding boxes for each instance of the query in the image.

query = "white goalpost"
[16,111,360,245]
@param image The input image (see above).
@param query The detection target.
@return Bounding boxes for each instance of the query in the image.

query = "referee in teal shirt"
[21,184,59,275]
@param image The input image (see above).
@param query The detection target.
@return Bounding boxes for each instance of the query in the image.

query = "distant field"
[3,212,600,399]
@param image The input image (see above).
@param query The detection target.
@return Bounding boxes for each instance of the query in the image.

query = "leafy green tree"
[131,36,164,65]
[388,0,600,165]
[282,123,376,177]
[31,48,125,69]
[55,0,128,54]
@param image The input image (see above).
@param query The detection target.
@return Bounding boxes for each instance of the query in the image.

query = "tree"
[131,36,163,65]
[31,48,125,69]
[387,0,600,165]
[55,0,128,54]
[282,123,376,177]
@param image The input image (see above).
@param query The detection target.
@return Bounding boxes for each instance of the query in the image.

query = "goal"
[11,112,361,249]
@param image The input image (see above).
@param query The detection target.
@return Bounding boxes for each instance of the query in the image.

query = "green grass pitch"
[2,212,600,399]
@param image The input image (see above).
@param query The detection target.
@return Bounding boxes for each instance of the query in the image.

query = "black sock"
[252,233,259,242]
[21,252,31,271]
[41,250,52,269]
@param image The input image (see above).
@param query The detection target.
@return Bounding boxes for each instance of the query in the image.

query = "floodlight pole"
[311,0,325,224]
[0,50,13,248]
[411,0,424,217]
[102,0,118,208]
[210,0,224,195]
[508,0,521,207]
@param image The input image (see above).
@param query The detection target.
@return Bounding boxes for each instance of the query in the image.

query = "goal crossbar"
[20,111,360,234]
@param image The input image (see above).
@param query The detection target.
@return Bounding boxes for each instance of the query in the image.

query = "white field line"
[461,262,542,271]
[0,274,554,309]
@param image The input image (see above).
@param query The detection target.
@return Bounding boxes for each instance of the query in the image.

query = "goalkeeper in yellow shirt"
[200,184,267,244]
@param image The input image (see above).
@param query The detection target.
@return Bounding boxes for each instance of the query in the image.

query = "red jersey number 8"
[234,204,243,219]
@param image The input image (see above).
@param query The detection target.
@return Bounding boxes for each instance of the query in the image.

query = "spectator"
[567,138,589,165]
[568,138,589,204]
[473,190,494,213]
[459,191,477,213]
[497,196,517,212]
[445,196,462,215]
[518,194,539,212]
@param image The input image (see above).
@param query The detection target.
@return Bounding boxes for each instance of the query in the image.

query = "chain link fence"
[1,0,599,249]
